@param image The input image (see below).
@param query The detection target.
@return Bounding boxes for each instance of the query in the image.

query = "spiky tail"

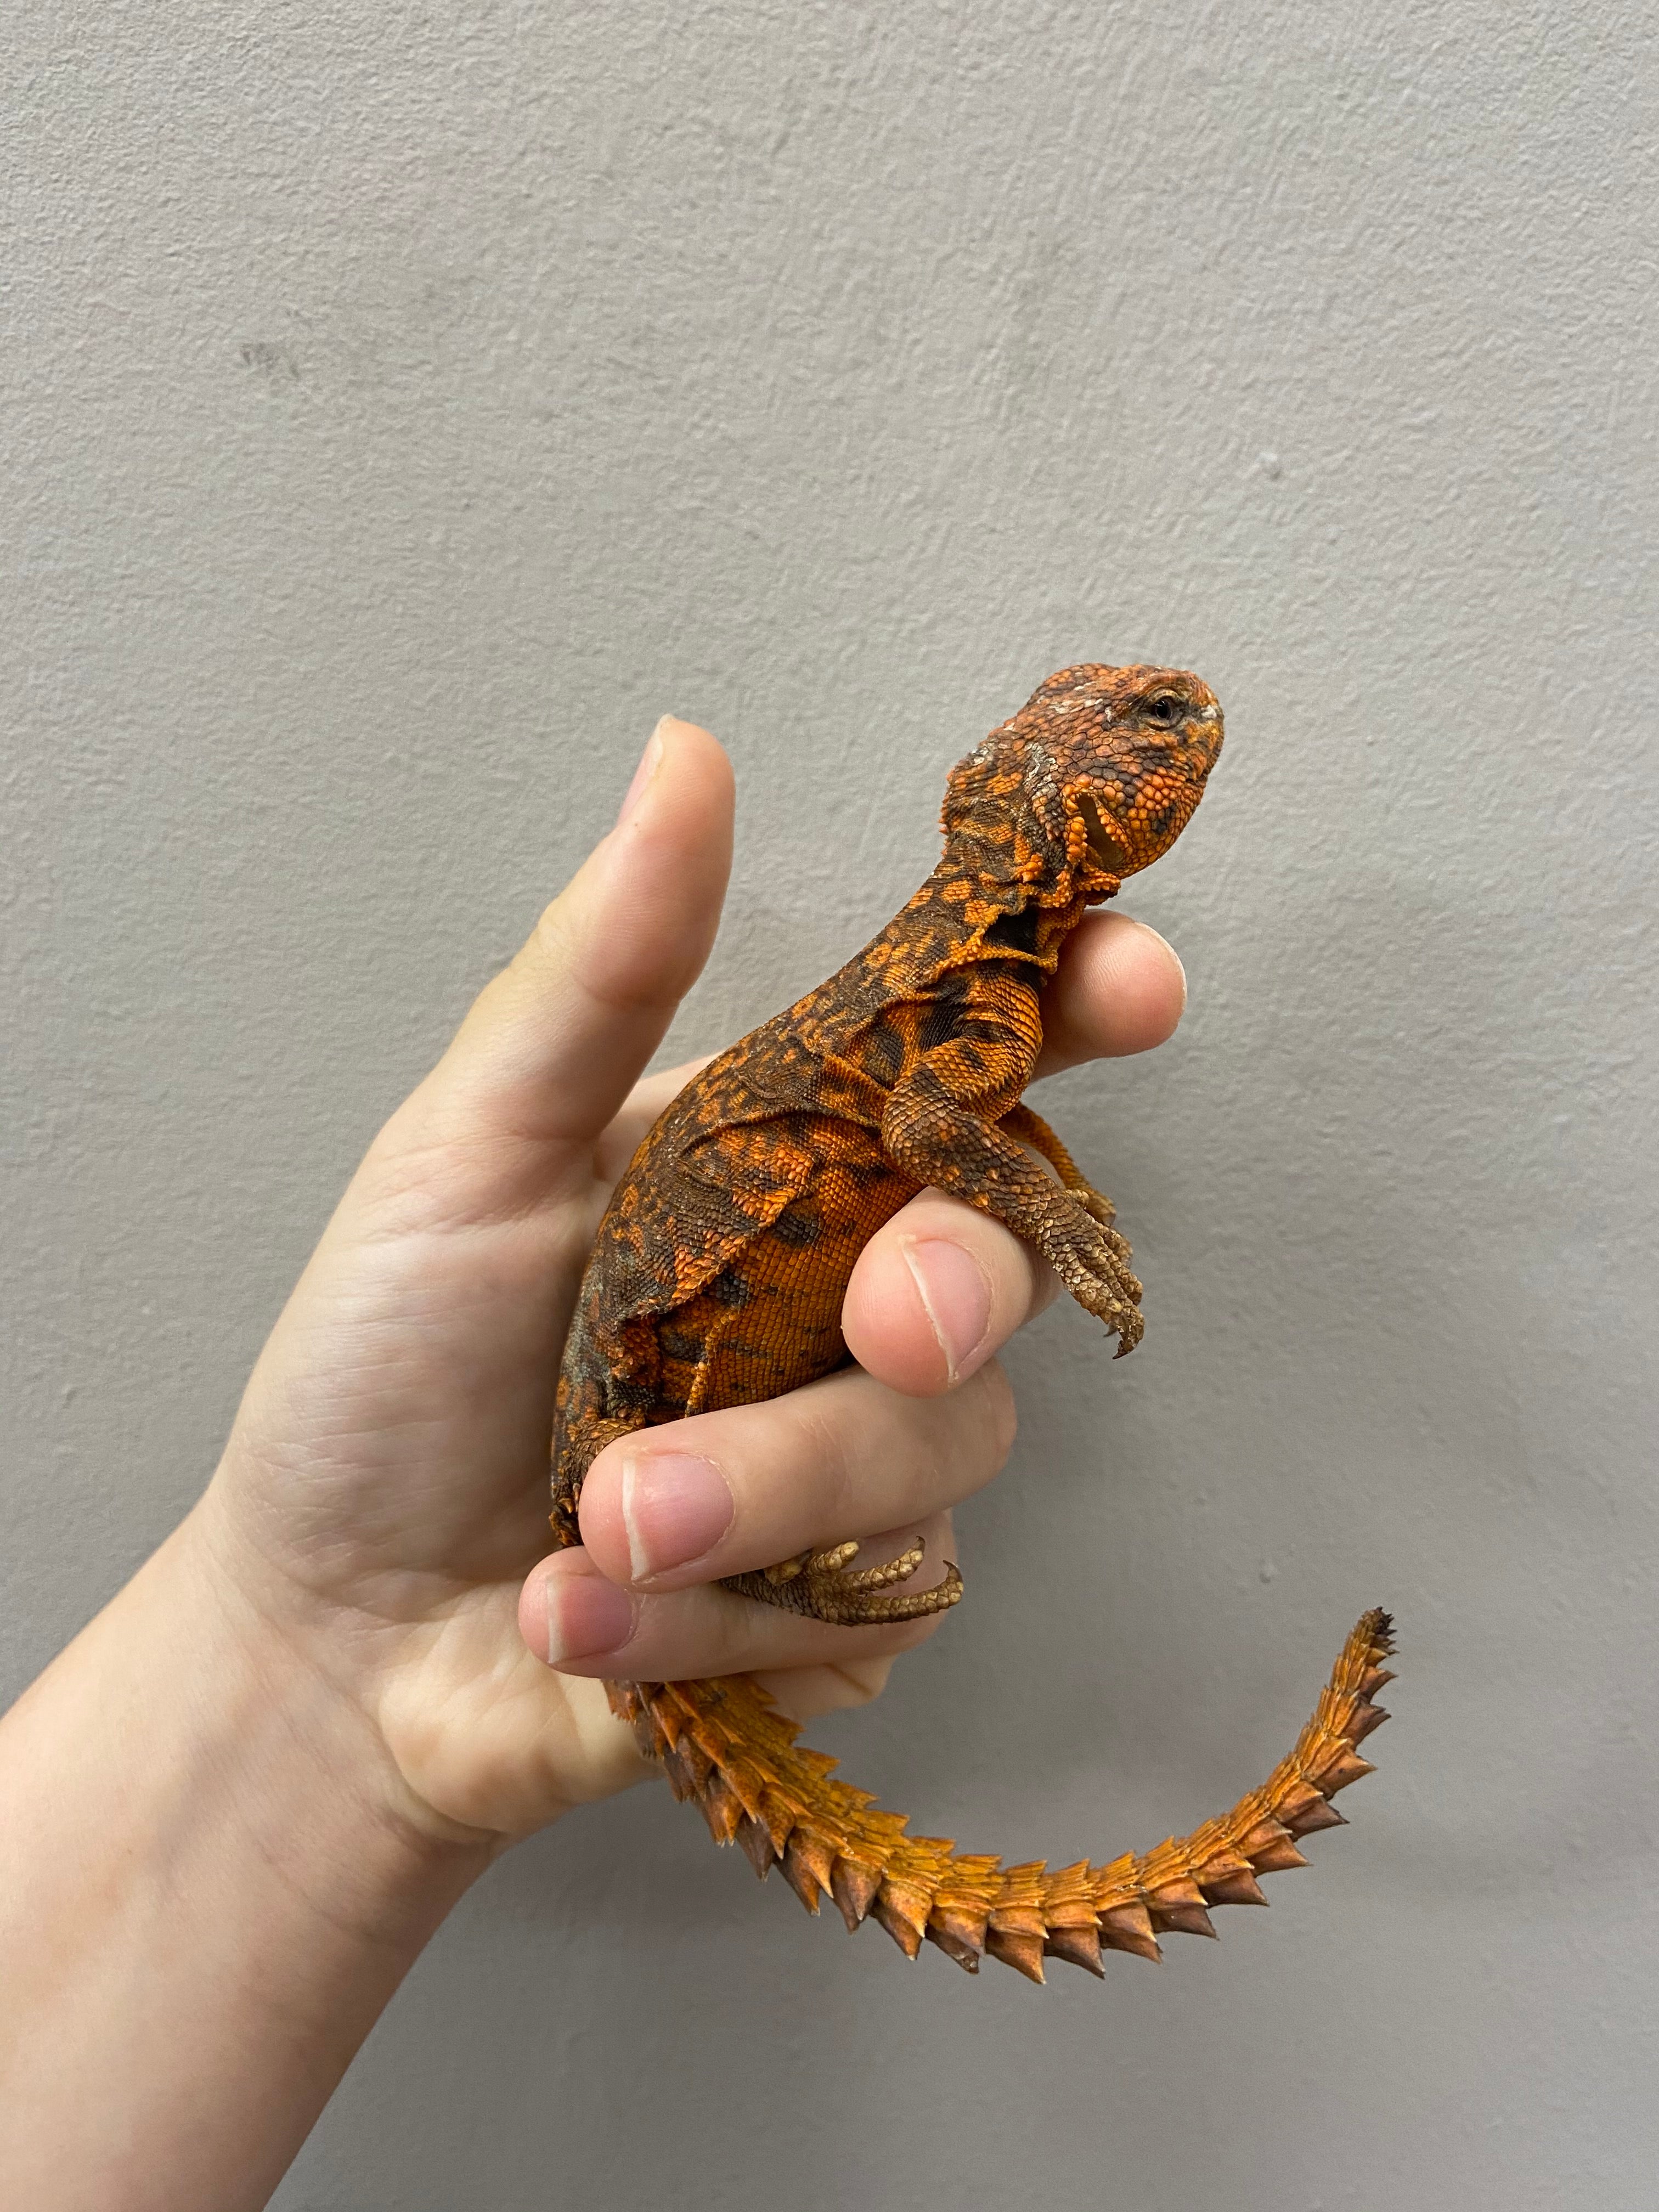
[607,1609,1393,1982]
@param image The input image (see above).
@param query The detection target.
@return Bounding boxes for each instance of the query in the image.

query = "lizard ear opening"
[1078,793,1134,876]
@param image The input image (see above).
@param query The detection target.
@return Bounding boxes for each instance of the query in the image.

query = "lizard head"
[944,663,1224,901]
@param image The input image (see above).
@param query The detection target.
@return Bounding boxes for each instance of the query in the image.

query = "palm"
[205,1070,685,1836]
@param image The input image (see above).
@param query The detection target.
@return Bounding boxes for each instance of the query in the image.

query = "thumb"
[396,716,735,1171]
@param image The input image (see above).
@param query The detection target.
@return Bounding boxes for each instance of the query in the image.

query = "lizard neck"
[939,730,1122,912]
[849,836,1097,1005]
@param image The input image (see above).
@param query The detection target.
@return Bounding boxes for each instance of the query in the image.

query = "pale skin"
[0,719,1188,2211]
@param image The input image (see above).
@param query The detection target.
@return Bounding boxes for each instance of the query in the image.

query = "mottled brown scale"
[551,664,1397,1977]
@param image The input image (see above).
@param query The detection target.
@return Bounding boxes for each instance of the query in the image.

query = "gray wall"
[7,2,1656,2205]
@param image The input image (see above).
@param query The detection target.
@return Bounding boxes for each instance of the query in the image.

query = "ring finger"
[526,1509,959,1683]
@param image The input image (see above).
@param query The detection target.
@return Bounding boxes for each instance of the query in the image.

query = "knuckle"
[831,1657,895,1706]
[792,1397,857,1525]
[956,1360,1017,1467]
[529,895,577,973]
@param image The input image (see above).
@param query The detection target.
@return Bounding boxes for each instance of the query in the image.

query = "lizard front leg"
[881,984,1144,1353]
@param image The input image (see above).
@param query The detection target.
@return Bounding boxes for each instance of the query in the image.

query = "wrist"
[170,1492,509,1870]
[0,1513,495,2209]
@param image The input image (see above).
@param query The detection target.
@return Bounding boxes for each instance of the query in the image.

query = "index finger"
[1033,910,1186,1078]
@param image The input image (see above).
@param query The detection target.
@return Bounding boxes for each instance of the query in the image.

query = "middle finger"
[574,1355,1015,1595]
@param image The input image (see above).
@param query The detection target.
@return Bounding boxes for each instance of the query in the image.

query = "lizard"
[550,662,1394,1981]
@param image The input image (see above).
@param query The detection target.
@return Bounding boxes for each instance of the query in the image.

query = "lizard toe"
[724,1540,964,1625]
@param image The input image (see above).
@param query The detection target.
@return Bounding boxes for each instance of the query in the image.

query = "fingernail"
[1136,920,1187,1014]
[614,723,667,828]
[620,1451,735,1582]
[901,1237,994,1386]
[544,1564,636,1667]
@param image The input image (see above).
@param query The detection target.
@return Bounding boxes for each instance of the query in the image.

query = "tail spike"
[1043,1922,1106,1978]
[830,1857,883,1931]
[659,1745,696,1803]
[736,1814,778,1880]
[985,1927,1048,1983]
[1319,1749,1378,1796]
[677,1734,714,1796]
[924,1916,986,1972]
[758,1791,798,1858]
[1098,1903,1163,1963]
[1286,1797,1347,1837]
[1237,1817,1308,1874]
[871,1885,928,1959]
[696,1768,743,1844]
[780,1830,836,1914]
[1149,1902,1218,1941]
[1277,1779,1344,1836]
[1199,1864,1270,1909]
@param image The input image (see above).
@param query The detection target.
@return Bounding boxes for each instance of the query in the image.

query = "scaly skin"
[551,663,1395,1978]
[608,1609,1394,1980]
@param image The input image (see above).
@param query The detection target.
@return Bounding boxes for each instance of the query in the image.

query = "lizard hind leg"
[722,1536,965,1626]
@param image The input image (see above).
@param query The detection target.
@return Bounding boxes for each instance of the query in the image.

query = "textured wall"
[6,2,1657,2204]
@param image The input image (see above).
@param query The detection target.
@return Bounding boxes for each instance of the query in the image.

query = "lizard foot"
[1040,1203,1145,1355]
[1064,1181,1136,1268]
[723,1537,965,1626]
[1074,1186,1127,1246]
[550,1414,646,1547]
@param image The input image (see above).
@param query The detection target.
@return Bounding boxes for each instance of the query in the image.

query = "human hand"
[189,717,1187,1850]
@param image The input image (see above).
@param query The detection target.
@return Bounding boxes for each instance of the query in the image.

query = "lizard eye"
[1142,694,1186,728]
